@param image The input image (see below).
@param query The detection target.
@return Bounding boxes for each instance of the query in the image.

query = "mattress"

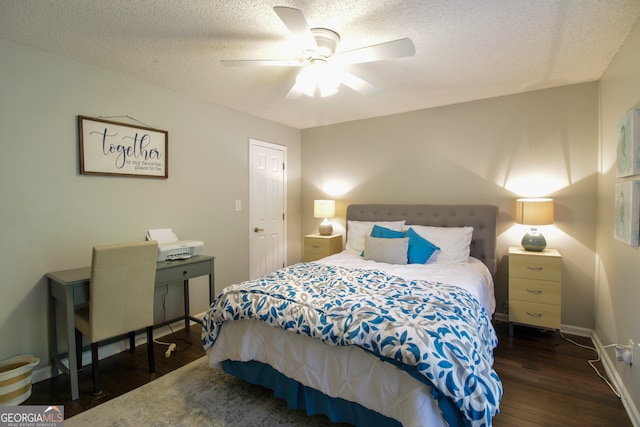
[203,251,500,427]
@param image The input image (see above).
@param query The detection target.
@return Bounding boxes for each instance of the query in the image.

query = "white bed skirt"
[206,319,446,427]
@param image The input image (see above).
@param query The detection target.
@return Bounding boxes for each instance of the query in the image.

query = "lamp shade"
[313,200,335,219]
[314,200,335,236]
[516,198,553,251]
[515,198,554,225]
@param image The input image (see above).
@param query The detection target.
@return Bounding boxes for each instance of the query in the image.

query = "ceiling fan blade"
[336,69,379,96]
[221,59,303,67]
[285,83,305,100]
[273,6,317,51]
[334,38,415,65]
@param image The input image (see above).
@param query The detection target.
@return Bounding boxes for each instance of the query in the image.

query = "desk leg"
[47,280,59,378]
[209,272,214,305]
[64,290,80,400]
[183,279,190,331]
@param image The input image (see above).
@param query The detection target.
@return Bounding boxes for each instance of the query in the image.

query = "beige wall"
[597,20,640,414]
[302,83,599,330]
[0,39,301,366]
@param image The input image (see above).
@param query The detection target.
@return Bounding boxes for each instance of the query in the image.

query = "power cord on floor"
[152,285,194,357]
[560,332,622,398]
[155,285,178,358]
[153,338,177,357]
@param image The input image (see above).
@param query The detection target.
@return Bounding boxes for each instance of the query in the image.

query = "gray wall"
[0,39,301,367]
[302,82,599,330]
[597,19,640,414]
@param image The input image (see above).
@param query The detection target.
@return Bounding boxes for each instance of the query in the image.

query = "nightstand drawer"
[510,254,561,281]
[509,277,561,305]
[509,300,560,329]
[304,238,336,254]
[304,234,342,262]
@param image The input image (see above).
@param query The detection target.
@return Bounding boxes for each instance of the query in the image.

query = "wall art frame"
[614,180,640,246]
[78,115,168,178]
[616,108,640,178]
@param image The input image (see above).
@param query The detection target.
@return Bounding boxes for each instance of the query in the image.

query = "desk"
[46,255,215,400]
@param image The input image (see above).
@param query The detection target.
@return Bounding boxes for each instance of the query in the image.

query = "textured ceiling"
[1,1,639,129]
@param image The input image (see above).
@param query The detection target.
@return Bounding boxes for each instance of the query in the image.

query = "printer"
[147,228,204,261]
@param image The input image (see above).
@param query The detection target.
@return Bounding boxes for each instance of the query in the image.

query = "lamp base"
[318,220,333,236]
[521,227,546,251]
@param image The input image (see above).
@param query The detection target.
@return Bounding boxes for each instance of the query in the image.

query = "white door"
[249,139,286,279]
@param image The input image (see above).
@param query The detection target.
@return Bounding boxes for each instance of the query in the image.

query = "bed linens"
[202,261,502,427]
[319,251,496,315]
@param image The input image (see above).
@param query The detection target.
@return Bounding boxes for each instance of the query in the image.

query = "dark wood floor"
[492,321,632,427]
[26,325,206,418]
[26,321,632,426]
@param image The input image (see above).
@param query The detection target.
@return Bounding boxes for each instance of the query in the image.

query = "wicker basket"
[0,355,39,405]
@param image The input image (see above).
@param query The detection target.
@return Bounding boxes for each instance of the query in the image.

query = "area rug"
[65,357,348,426]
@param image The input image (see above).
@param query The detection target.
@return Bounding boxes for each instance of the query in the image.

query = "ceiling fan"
[221,6,416,98]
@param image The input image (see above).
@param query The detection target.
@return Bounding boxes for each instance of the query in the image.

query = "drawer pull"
[527,266,543,271]
[526,311,542,318]
[526,289,542,294]
[312,245,321,249]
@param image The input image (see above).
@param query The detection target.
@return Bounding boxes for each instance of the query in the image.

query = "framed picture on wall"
[614,180,640,246]
[616,108,640,177]
[78,115,168,178]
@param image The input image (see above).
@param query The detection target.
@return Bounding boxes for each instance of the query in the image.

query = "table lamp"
[515,198,554,251]
[314,200,335,235]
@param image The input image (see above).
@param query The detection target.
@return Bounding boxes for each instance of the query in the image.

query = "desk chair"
[74,241,158,394]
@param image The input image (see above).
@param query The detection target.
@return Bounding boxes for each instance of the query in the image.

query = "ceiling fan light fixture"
[319,64,340,97]
[309,28,340,58]
[319,79,339,97]
[294,59,340,97]
[295,64,318,96]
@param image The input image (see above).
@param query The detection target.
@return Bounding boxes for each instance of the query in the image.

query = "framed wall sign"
[616,108,640,178]
[78,115,168,178]
[614,180,640,246]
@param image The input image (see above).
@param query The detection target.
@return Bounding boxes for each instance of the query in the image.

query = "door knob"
[254,227,264,233]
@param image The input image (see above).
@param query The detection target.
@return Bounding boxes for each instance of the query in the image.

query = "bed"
[202,204,502,427]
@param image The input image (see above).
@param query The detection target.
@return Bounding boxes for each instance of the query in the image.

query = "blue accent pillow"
[404,227,439,264]
[370,224,405,238]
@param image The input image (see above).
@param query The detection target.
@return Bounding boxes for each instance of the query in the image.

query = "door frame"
[248,138,287,278]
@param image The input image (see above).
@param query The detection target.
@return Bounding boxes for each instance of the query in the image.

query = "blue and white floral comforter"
[201,262,502,427]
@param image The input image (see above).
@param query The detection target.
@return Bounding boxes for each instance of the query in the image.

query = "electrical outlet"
[615,344,625,361]
[621,340,633,366]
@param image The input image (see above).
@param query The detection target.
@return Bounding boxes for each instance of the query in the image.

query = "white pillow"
[406,225,473,263]
[363,235,409,265]
[345,220,406,254]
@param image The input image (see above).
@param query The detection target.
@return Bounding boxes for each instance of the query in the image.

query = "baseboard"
[493,313,592,337]
[591,332,640,427]
[33,313,207,385]
[493,312,508,323]
[560,323,592,337]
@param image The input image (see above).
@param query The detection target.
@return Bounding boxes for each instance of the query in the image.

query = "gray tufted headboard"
[346,204,499,276]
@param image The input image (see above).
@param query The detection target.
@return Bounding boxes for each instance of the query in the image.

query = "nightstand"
[304,234,342,262]
[508,247,562,341]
